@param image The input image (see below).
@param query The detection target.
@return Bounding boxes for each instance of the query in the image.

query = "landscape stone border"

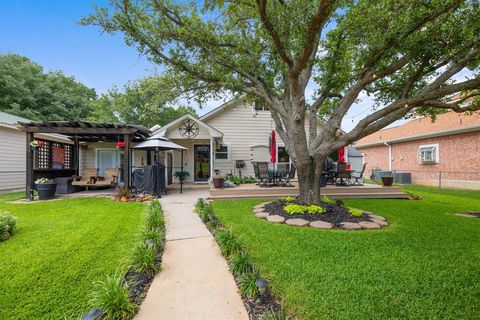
[252,202,389,230]
[455,211,480,219]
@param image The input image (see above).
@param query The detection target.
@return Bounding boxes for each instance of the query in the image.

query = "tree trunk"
[296,153,328,204]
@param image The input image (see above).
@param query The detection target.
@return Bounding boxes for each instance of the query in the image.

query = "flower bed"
[254,196,388,230]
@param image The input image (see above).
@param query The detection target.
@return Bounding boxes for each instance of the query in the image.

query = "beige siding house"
[0,112,71,192]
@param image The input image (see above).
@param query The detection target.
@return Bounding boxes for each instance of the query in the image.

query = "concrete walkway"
[136,189,249,320]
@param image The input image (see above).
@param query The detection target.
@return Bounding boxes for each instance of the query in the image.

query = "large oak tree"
[83,0,480,204]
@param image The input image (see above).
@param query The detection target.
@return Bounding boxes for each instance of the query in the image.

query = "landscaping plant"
[239,268,261,299]
[0,211,17,241]
[215,228,242,257]
[230,251,255,275]
[348,207,364,217]
[132,243,159,275]
[89,273,135,320]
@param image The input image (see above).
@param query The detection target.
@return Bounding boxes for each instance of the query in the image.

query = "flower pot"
[36,183,57,200]
[381,176,394,187]
[213,177,224,188]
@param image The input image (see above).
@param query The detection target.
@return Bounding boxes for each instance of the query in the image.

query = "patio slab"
[136,189,248,320]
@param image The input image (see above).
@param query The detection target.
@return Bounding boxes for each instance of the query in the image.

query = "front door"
[194,145,210,182]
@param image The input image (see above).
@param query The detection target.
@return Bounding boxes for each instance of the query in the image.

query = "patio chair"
[252,162,260,184]
[257,162,271,186]
[95,168,119,188]
[336,163,351,186]
[351,163,367,185]
[282,164,296,187]
[72,168,99,190]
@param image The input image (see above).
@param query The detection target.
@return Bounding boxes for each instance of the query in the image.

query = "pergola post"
[180,149,184,194]
[26,132,34,200]
[124,134,131,189]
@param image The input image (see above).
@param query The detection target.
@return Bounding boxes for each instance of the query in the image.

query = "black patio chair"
[351,163,367,185]
[282,164,296,187]
[336,163,351,186]
[257,162,271,186]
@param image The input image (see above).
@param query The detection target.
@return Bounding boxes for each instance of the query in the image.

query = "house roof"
[199,95,246,121]
[155,113,223,138]
[356,111,480,148]
[0,111,32,125]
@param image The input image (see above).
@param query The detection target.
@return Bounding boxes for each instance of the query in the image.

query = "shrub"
[132,243,159,275]
[348,207,364,217]
[207,218,220,231]
[146,201,164,230]
[198,205,213,223]
[229,176,242,185]
[259,307,289,320]
[195,198,205,213]
[0,211,17,240]
[239,268,261,298]
[89,273,134,320]
[215,228,241,257]
[284,204,324,215]
[280,196,295,203]
[241,176,256,184]
[321,195,336,205]
[141,227,165,249]
[230,251,255,275]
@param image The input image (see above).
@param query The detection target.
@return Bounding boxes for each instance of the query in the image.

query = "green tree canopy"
[0,54,96,121]
[83,0,480,203]
[89,76,197,128]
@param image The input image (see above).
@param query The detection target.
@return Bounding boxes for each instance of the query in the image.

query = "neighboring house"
[356,111,480,189]
[0,111,71,192]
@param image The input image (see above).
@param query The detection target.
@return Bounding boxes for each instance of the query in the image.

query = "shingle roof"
[356,111,480,147]
[0,111,32,125]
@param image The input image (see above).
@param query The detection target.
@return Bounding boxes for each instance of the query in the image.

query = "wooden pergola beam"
[19,126,136,135]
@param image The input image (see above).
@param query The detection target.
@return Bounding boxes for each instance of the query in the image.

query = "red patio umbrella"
[270,130,276,163]
[338,146,345,163]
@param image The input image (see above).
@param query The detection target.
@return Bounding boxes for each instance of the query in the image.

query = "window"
[418,144,439,163]
[277,146,290,163]
[215,144,230,160]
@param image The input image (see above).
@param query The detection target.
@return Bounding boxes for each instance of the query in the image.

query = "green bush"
[215,228,242,257]
[195,198,205,213]
[321,195,336,205]
[141,227,165,249]
[348,207,364,217]
[230,251,255,275]
[239,268,261,298]
[146,201,164,230]
[241,176,256,184]
[284,204,324,215]
[280,196,295,203]
[89,273,134,320]
[229,176,242,185]
[198,205,213,223]
[132,243,159,275]
[0,211,17,240]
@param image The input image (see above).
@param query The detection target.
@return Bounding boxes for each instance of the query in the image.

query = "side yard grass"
[0,193,145,319]
[211,186,480,319]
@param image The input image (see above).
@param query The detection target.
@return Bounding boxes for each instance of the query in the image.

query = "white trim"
[192,143,211,182]
[214,143,231,161]
[199,95,247,121]
[356,125,480,148]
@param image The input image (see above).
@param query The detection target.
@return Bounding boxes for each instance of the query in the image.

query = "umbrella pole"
[180,149,184,193]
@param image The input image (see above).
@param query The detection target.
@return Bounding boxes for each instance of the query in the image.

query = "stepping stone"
[309,221,333,229]
[359,221,381,229]
[259,202,272,207]
[371,219,388,226]
[455,213,477,218]
[253,204,265,210]
[267,215,285,223]
[367,214,386,221]
[340,222,362,230]
[285,218,309,227]
[253,207,266,214]
[255,211,269,219]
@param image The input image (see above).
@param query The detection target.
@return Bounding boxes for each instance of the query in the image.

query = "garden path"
[135,189,248,320]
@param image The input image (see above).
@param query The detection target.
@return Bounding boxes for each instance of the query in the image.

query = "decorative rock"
[455,213,477,218]
[255,211,269,219]
[253,207,266,214]
[266,215,285,223]
[371,219,388,226]
[258,202,272,207]
[359,221,381,229]
[340,222,362,230]
[367,214,386,221]
[253,205,264,211]
[285,218,309,227]
[309,221,333,229]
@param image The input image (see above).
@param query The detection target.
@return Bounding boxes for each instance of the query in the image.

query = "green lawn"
[0,193,145,319]
[212,186,480,319]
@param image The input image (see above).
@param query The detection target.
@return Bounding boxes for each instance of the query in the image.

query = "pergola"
[19,121,151,200]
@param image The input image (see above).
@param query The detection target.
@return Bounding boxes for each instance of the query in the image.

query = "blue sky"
[0,0,154,94]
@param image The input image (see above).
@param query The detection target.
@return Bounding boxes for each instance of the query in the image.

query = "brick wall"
[357,131,480,182]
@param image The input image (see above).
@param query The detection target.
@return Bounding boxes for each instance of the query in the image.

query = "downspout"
[384,141,392,171]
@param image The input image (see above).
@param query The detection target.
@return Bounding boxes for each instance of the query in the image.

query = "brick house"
[355,111,480,189]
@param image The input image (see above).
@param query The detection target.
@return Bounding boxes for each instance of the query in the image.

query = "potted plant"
[35,178,57,200]
[381,175,394,187]
[213,174,225,188]
[174,171,189,183]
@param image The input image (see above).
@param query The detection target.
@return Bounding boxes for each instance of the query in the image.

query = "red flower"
[116,142,126,148]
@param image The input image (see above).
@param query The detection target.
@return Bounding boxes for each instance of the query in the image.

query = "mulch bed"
[123,247,164,306]
[264,201,371,227]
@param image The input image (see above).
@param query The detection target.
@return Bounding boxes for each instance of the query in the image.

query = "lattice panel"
[34,140,74,170]
[35,141,51,170]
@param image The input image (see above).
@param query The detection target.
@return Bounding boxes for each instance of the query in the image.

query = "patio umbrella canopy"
[270,130,276,163]
[133,135,187,151]
[338,146,345,163]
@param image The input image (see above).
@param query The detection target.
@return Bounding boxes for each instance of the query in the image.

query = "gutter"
[356,124,480,148]
[384,142,392,171]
